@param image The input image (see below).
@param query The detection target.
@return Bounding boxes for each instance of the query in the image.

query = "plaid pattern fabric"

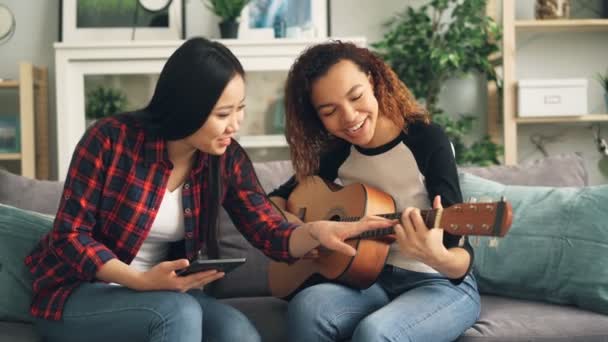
[24,114,297,320]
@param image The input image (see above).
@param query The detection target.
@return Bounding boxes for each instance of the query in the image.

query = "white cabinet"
[54,38,365,179]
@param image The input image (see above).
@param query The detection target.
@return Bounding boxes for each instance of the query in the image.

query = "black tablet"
[176,258,246,277]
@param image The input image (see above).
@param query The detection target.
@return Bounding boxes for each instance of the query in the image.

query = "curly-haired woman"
[269,41,480,342]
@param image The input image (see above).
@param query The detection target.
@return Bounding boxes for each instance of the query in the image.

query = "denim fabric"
[288,266,480,342]
[34,283,260,342]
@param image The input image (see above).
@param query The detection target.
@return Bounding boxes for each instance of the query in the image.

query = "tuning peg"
[488,237,499,248]
[458,236,466,247]
[467,196,478,203]
[470,236,480,247]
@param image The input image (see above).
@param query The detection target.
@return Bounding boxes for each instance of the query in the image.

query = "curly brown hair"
[284,40,429,180]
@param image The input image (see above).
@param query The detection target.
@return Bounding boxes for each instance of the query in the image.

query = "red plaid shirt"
[25,114,297,320]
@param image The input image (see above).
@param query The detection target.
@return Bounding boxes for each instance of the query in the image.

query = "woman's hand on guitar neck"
[394,196,450,267]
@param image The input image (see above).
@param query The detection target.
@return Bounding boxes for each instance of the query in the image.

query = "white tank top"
[129,184,186,272]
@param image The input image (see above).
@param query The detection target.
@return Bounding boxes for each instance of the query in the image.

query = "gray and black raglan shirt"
[270,122,474,283]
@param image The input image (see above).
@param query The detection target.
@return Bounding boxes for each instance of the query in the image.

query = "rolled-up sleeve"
[223,144,298,263]
[50,126,117,280]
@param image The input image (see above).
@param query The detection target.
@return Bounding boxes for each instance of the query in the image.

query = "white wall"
[1,0,607,184]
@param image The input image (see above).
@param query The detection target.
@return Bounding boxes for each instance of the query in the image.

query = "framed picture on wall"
[60,0,184,42]
[239,0,328,39]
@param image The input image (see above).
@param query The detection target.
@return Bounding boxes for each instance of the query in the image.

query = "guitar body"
[268,176,397,299]
[268,177,514,299]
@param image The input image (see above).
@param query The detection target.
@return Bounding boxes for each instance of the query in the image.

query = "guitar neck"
[351,200,512,238]
[350,210,439,239]
[286,177,512,239]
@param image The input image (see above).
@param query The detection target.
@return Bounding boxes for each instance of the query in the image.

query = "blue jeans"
[288,265,480,342]
[35,282,260,342]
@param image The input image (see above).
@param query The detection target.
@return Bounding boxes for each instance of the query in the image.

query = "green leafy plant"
[597,68,608,93]
[85,86,128,120]
[205,0,250,22]
[373,0,503,166]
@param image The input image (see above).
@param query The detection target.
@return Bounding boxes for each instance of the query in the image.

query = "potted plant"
[373,0,503,166]
[85,86,128,126]
[596,68,608,110]
[205,0,250,39]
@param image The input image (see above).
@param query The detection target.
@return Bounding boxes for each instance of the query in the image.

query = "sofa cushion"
[0,204,54,323]
[458,295,608,342]
[0,322,41,342]
[0,169,64,215]
[460,153,588,187]
[459,172,608,315]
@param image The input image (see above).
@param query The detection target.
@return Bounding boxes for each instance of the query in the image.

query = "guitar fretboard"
[339,210,437,239]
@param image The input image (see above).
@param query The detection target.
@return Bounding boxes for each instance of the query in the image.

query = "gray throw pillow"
[0,169,64,215]
[459,153,588,187]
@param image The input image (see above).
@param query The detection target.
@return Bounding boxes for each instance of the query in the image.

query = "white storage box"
[518,79,588,117]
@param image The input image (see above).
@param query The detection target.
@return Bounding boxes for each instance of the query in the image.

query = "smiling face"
[311,59,390,148]
[184,74,246,155]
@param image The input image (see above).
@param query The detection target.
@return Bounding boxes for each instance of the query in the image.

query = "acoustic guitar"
[268,176,512,299]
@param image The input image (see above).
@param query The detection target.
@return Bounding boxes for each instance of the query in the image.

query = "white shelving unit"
[501,3,608,164]
[0,62,49,179]
[54,38,366,179]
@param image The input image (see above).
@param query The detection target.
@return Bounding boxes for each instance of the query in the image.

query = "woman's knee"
[219,316,260,342]
[150,292,203,335]
[352,315,396,342]
[288,284,338,321]
[208,304,260,342]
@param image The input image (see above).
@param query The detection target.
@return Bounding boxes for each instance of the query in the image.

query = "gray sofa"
[1,153,608,342]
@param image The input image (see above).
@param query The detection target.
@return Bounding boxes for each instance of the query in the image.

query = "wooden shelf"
[0,63,49,179]
[515,19,608,32]
[0,80,19,88]
[516,114,608,124]
[0,153,21,160]
[497,0,608,164]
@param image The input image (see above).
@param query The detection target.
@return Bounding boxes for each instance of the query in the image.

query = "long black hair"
[142,37,245,259]
[144,37,245,140]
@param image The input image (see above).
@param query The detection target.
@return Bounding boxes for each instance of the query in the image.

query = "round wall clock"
[138,0,173,12]
[0,4,16,45]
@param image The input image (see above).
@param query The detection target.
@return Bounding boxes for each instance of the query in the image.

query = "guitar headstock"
[438,200,512,237]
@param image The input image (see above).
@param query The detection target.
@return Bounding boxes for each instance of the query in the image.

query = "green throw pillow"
[0,203,53,322]
[459,172,608,315]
